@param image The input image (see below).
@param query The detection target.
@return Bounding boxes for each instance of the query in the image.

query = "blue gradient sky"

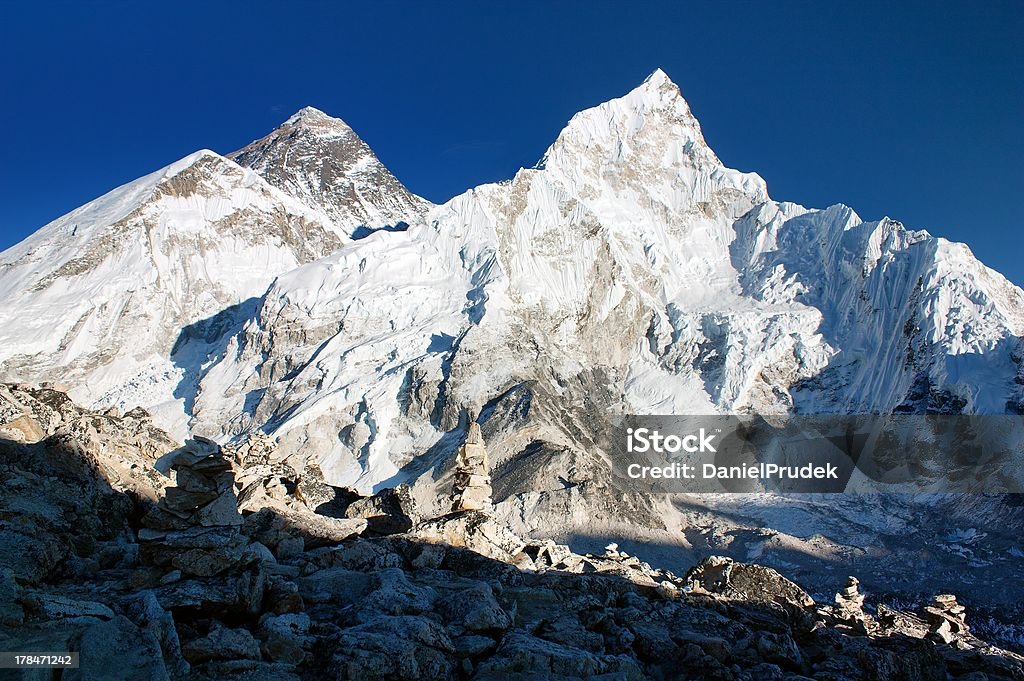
[2,1,1021,283]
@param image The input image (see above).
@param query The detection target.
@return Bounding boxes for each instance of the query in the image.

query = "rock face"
[229,106,431,235]
[1,386,1023,680]
[0,383,176,501]
[451,422,493,512]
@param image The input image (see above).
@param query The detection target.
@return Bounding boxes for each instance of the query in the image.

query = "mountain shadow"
[170,297,262,418]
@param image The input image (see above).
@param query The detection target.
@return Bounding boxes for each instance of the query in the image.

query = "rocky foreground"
[1,384,1022,681]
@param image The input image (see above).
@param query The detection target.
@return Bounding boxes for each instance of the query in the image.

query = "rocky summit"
[1,385,1022,680]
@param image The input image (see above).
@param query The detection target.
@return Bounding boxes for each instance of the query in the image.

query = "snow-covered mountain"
[2,69,1022,530]
[0,112,431,436]
[173,70,1024,498]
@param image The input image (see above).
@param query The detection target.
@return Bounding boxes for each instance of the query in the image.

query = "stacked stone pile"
[833,575,879,635]
[836,576,864,615]
[925,593,970,644]
[451,422,492,512]
[139,437,250,578]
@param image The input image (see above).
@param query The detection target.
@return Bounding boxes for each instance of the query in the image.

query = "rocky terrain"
[2,384,1022,680]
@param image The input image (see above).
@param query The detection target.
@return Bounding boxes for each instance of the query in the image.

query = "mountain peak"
[642,67,673,88]
[289,105,328,119]
[536,66,723,177]
[230,108,430,232]
[162,148,224,178]
[279,106,353,135]
[627,67,688,112]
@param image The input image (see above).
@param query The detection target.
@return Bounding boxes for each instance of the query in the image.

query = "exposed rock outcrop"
[2,385,1023,681]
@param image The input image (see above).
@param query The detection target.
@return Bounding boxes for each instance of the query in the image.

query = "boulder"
[65,615,169,681]
[474,629,611,678]
[413,511,526,563]
[330,615,455,680]
[685,556,815,629]
[437,581,511,633]
[0,569,24,626]
[32,594,114,620]
[258,613,312,664]
[181,624,261,664]
[344,486,419,535]
[123,591,189,679]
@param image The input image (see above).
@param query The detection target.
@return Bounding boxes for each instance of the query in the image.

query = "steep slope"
[731,202,1024,415]
[229,106,431,234]
[0,108,436,438]
[0,150,350,436]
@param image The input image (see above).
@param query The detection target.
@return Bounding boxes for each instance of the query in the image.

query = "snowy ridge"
[167,71,1024,503]
[0,149,357,436]
[1,70,1022,522]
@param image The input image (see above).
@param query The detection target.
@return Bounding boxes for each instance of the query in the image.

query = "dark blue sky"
[2,1,1021,283]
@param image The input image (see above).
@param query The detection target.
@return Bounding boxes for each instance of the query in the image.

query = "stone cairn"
[834,576,873,633]
[451,422,493,512]
[139,437,249,578]
[924,594,969,644]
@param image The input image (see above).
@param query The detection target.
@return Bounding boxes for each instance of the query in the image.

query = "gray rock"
[474,629,606,678]
[275,536,305,560]
[331,615,455,680]
[412,511,526,562]
[156,566,265,616]
[452,634,497,657]
[123,591,190,680]
[305,539,405,572]
[297,567,375,606]
[242,541,277,566]
[172,546,240,577]
[258,613,311,664]
[438,581,511,633]
[0,526,68,583]
[195,491,244,527]
[345,485,419,535]
[182,624,261,663]
[65,615,169,681]
[199,660,302,680]
[535,614,605,652]
[295,462,335,510]
[265,575,304,614]
[0,569,24,625]
[685,556,816,630]
[358,568,437,618]
[34,594,114,620]
[159,570,182,585]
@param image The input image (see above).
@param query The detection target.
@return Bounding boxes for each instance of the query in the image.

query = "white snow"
[1,69,1022,495]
